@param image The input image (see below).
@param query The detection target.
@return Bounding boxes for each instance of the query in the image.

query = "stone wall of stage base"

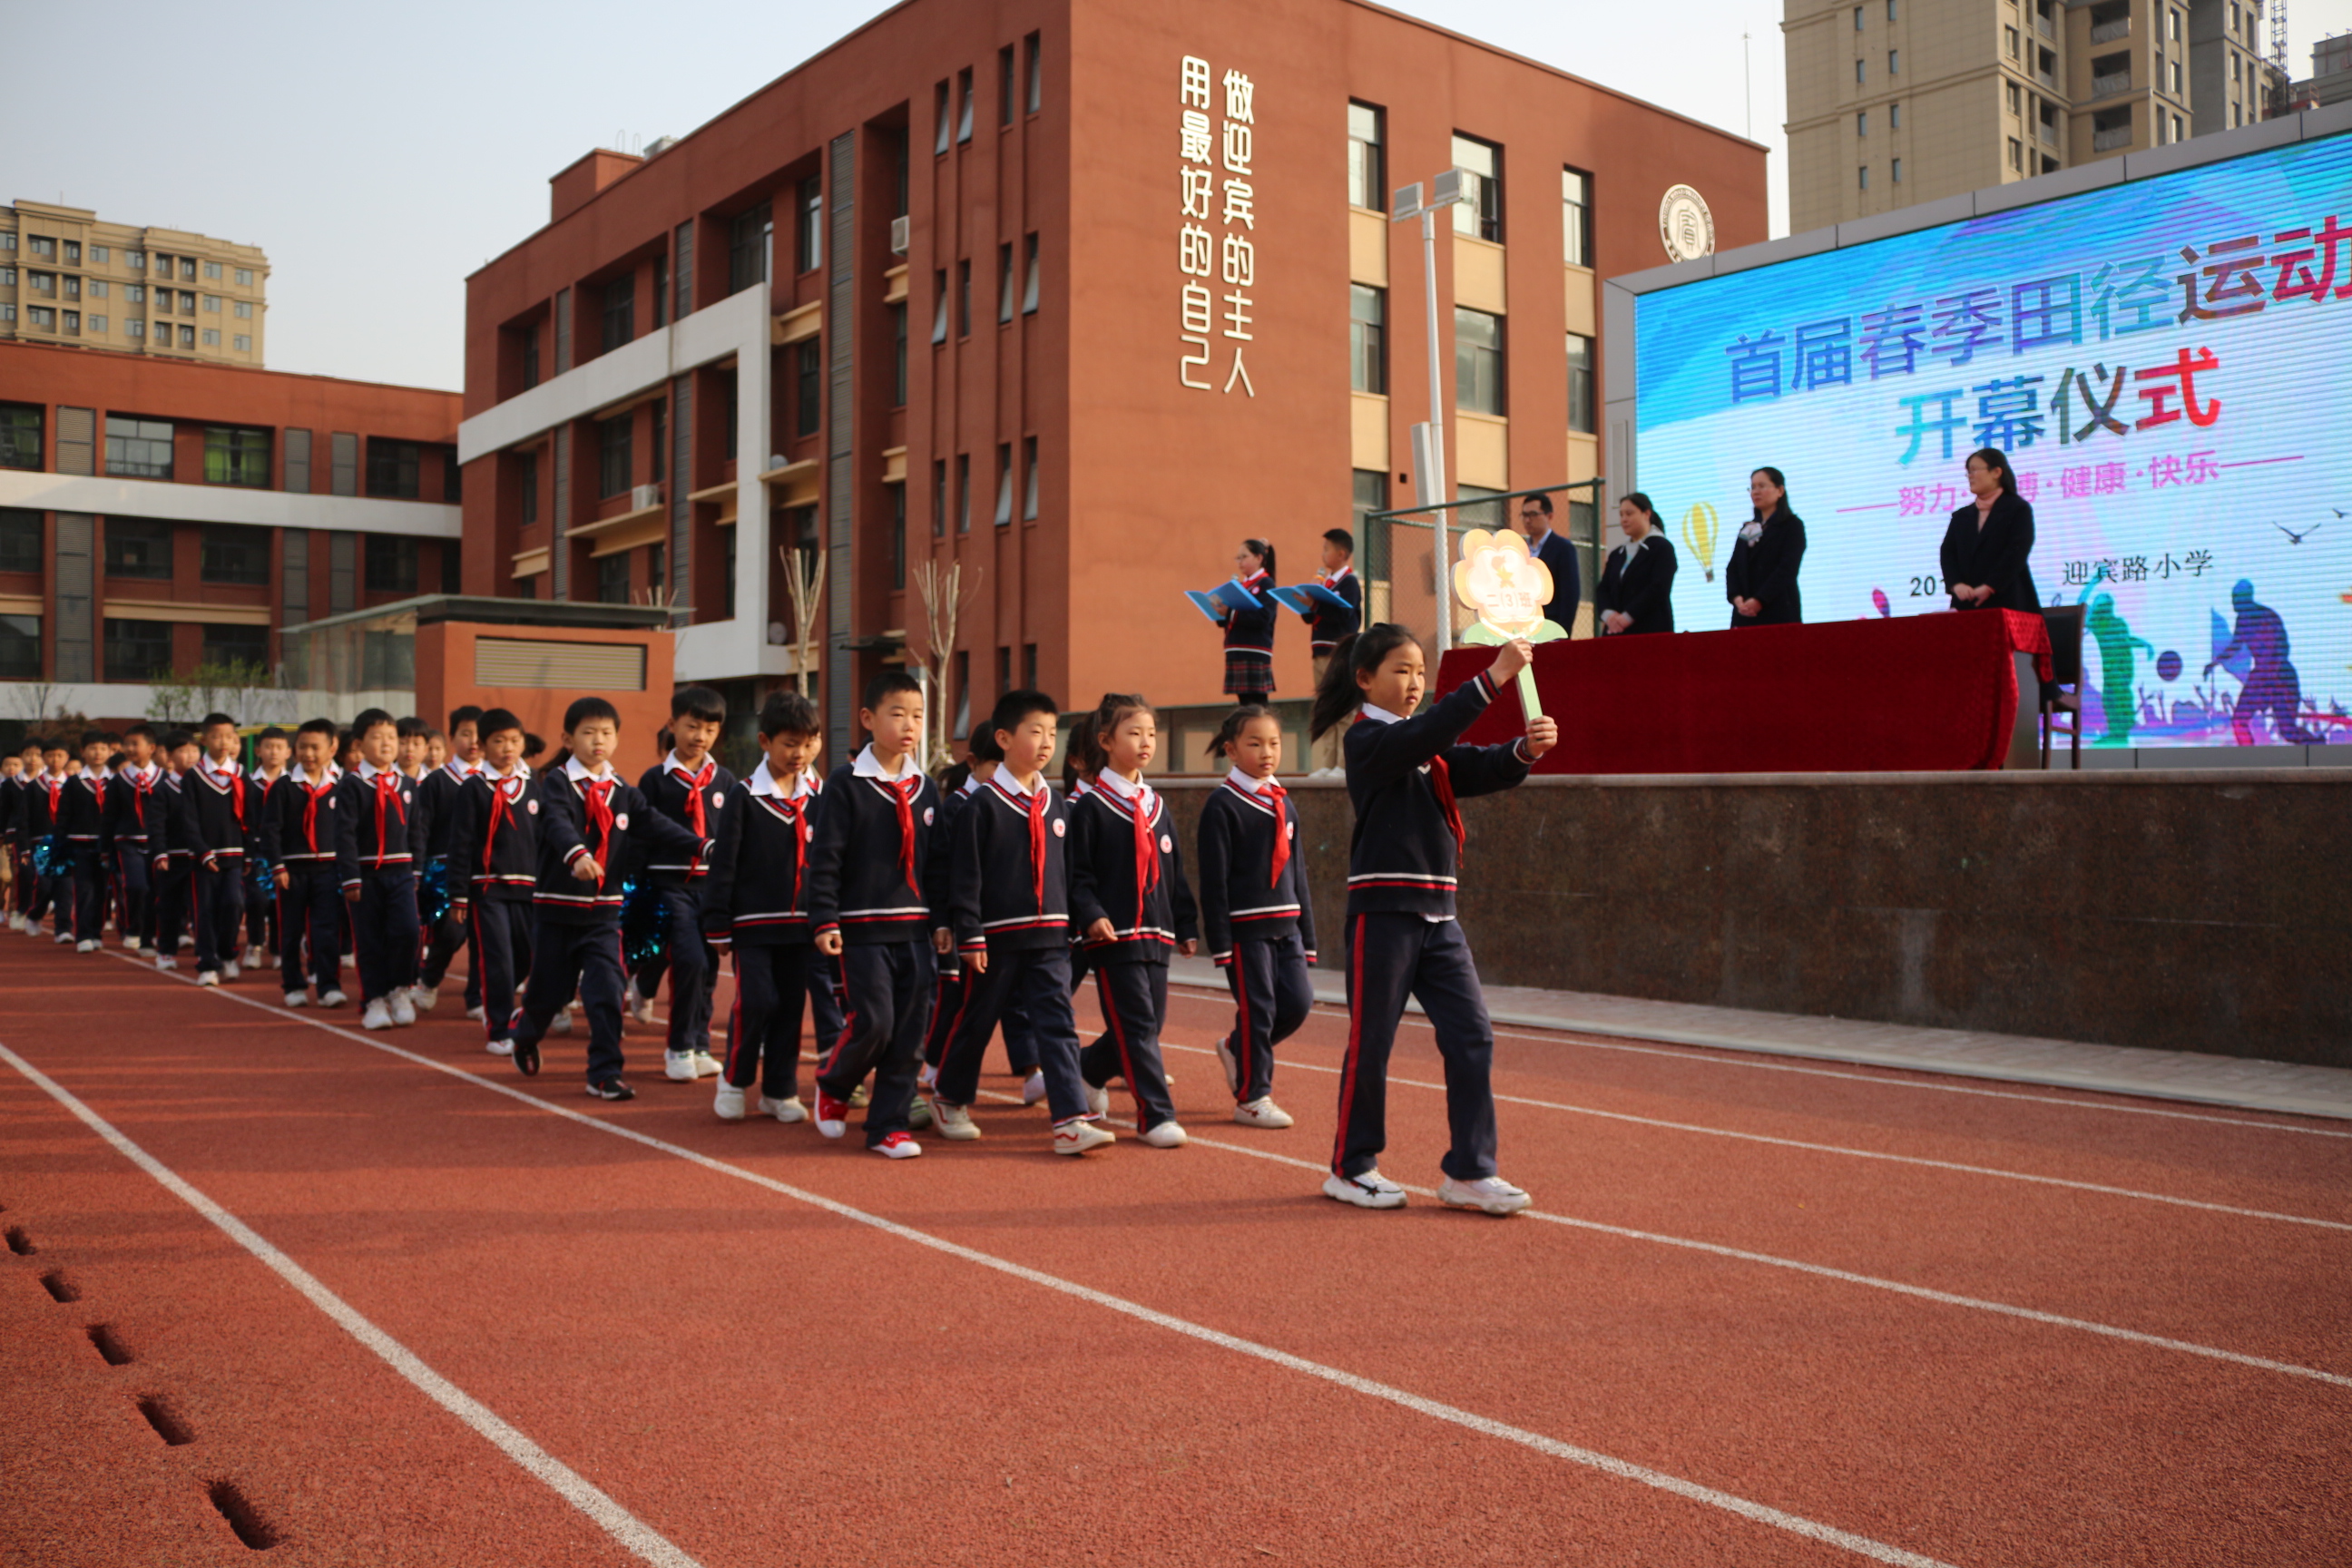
[1155,771,2352,1068]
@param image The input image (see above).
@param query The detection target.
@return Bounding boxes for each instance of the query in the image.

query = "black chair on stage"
[2039,604,2084,769]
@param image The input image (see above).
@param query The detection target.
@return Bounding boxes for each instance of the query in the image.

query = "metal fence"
[1357,477,1606,644]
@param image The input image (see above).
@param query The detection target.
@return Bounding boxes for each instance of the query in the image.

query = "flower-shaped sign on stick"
[1451,525,1564,720]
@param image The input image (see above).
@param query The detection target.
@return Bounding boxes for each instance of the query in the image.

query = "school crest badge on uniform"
[1160,834,1173,853]
[924,807,936,826]
[526,799,539,814]
[1052,818,1065,837]
[615,812,630,829]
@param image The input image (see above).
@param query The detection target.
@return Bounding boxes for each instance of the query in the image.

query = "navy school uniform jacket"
[947,773,1072,956]
[530,757,707,926]
[416,760,480,863]
[1195,769,1317,964]
[259,764,344,875]
[446,764,538,904]
[0,773,20,841]
[635,751,736,892]
[1068,772,1199,965]
[1308,566,1364,657]
[181,760,261,864]
[1343,668,1532,920]
[807,749,939,946]
[54,769,108,853]
[333,761,426,892]
[1223,569,1277,659]
[701,765,818,946]
[152,771,192,865]
[21,772,65,841]
[103,764,167,857]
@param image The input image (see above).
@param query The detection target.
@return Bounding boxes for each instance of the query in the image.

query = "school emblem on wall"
[1658,184,1714,263]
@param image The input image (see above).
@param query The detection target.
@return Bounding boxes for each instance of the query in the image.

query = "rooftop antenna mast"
[2270,0,2289,113]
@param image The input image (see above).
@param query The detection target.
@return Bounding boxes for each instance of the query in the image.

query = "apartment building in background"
[2,202,269,368]
[2288,32,2352,109]
[0,341,460,720]
[1785,0,2288,233]
[458,0,1765,764]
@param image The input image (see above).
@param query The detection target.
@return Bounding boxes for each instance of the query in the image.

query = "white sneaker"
[485,1039,514,1058]
[319,988,348,1008]
[411,984,439,1012]
[691,1050,723,1079]
[388,991,417,1026]
[713,1083,747,1121]
[1232,1098,1294,1129]
[929,1100,981,1141]
[464,1004,485,1022]
[663,1050,698,1083]
[1020,1070,1047,1105]
[5,914,19,930]
[122,935,142,952]
[760,1093,808,1124]
[75,939,98,954]
[1438,1175,1532,1216]
[154,956,178,972]
[1323,1170,1407,1210]
[54,932,73,944]
[196,969,221,987]
[1215,1034,1240,1095]
[625,981,656,1024]
[551,1009,573,1034]
[1141,1121,1189,1149]
[1053,1118,1115,1156]
[242,946,264,969]
[222,960,241,980]
[284,990,309,1008]
[1084,1082,1110,1119]
[361,997,393,1031]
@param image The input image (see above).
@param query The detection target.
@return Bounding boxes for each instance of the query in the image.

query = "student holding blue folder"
[1218,539,1279,704]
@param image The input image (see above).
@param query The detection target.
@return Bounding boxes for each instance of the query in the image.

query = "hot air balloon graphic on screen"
[1681,501,1720,583]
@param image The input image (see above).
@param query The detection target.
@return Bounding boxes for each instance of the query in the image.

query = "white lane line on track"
[0,1038,704,1568]
[1161,983,2352,1139]
[64,969,1954,1568]
[1141,1040,2352,1232]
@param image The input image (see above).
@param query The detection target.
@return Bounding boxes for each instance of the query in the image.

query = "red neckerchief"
[481,771,526,877]
[209,760,247,831]
[758,785,810,892]
[1240,568,1269,596]
[300,769,337,854]
[368,768,406,866]
[1259,779,1291,887]
[671,756,716,873]
[131,766,157,832]
[1120,781,1161,930]
[44,774,62,819]
[581,776,616,886]
[995,778,1049,910]
[880,775,922,896]
[1426,756,1465,862]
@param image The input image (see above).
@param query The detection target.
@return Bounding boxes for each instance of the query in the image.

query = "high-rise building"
[1783,0,2286,234]
[456,0,1767,763]
[2287,33,2352,110]
[0,201,269,368]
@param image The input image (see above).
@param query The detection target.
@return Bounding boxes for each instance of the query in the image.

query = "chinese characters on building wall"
[1179,54,1257,397]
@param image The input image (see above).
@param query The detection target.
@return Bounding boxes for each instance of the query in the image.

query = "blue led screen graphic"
[1634,133,2352,748]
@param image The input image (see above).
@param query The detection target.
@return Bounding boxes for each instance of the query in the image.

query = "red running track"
[1,936,2347,1566]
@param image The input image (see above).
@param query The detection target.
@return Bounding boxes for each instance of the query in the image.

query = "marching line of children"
[2,620,1555,1210]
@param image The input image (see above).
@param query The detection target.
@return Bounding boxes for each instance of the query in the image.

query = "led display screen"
[1634,133,2352,748]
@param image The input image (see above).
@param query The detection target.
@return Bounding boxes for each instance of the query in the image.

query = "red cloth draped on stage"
[1436,611,2054,774]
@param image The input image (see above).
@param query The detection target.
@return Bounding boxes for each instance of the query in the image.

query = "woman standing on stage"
[1596,492,1679,635]
[1725,466,1806,628]
[1939,447,2041,612]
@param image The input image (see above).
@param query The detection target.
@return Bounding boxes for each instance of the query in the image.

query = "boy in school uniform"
[0,749,22,931]
[508,697,709,1100]
[182,713,260,985]
[635,686,734,1083]
[59,730,115,952]
[244,727,291,968]
[446,708,536,1057]
[1307,529,1365,772]
[806,671,937,1157]
[413,705,484,1017]
[334,709,429,1029]
[262,718,348,1008]
[149,730,201,968]
[104,725,164,953]
[21,739,70,939]
[934,690,1112,1155]
[700,691,822,1124]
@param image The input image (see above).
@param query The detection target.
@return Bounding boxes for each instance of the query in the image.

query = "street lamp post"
[1392,170,1465,652]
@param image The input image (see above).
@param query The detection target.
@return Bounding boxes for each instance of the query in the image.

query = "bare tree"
[10,678,61,726]
[779,544,826,700]
[911,560,979,770]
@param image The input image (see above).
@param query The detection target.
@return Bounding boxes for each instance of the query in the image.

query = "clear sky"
[4,0,2346,392]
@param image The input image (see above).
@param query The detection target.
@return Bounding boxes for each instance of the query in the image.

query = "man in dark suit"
[1516,492,1582,636]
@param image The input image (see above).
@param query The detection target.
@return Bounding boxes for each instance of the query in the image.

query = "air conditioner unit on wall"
[889,215,910,255]
[632,483,662,511]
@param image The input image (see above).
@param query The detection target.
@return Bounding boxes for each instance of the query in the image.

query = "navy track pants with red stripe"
[1080,958,1177,1132]
[1219,933,1314,1104]
[1332,912,1497,1182]
[726,939,812,1102]
[813,938,934,1144]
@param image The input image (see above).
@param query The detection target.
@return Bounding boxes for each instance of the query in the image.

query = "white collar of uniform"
[126,761,161,785]
[995,768,1044,799]
[486,760,530,789]
[564,755,614,784]
[662,749,716,779]
[749,760,811,800]
[289,762,341,788]
[960,772,986,796]
[853,744,918,782]
[1096,768,1152,805]
[1325,564,1354,584]
[206,755,243,778]
[1360,702,1407,726]
[444,757,481,780]
[1223,766,1279,795]
[357,760,401,783]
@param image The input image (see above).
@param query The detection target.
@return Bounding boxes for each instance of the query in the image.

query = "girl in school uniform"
[1219,539,1279,705]
[1306,624,1557,1215]
[1194,704,1316,1130]
[1067,693,1199,1148]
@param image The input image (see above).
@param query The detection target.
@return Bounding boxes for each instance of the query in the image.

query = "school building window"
[200,524,270,585]
[368,437,424,500]
[956,453,971,533]
[366,534,418,594]
[0,405,40,469]
[1451,133,1502,242]
[1023,233,1040,314]
[890,484,906,590]
[998,243,1014,324]
[1350,284,1387,395]
[729,201,772,297]
[995,444,1013,526]
[932,457,946,537]
[106,416,172,479]
[0,612,39,681]
[1561,168,1592,268]
[796,174,824,275]
[0,508,40,573]
[104,518,175,579]
[1565,332,1595,434]
[890,302,908,407]
[518,454,539,524]
[931,269,948,344]
[1025,32,1044,113]
[956,67,974,142]
[1000,45,1016,126]
[602,274,634,353]
[103,618,176,681]
[203,426,270,487]
[201,622,268,668]
[1348,102,1385,211]
[1023,436,1039,521]
[1455,307,1504,416]
[597,552,632,604]
[596,415,632,499]
[795,338,822,438]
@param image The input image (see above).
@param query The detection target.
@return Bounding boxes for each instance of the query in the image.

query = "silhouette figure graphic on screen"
[2086,593,2155,746]
[2204,579,2325,746]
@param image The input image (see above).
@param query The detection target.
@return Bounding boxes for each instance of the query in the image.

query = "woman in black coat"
[1725,466,1806,627]
[1940,447,2041,612]
[1596,492,1678,635]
